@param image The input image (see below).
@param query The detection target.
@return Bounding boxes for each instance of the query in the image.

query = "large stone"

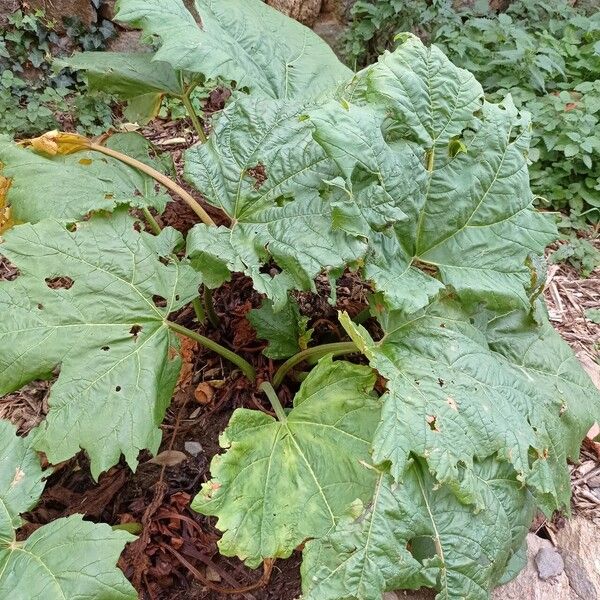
[29,0,96,31]
[106,30,147,53]
[322,0,356,21]
[266,0,322,27]
[555,516,600,599]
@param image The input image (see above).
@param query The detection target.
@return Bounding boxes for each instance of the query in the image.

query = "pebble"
[184,441,204,457]
[535,547,564,580]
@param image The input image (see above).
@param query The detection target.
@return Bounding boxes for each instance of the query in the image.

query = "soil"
[1,107,598,599]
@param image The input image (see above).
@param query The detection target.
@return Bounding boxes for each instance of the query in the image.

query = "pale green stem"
[272,342,358,389]
[142,207,162,235]
[90,143,216,226]
[181,91,208,143]
[192,297,206,324]
[204,287,220,328]
[167,321,256,382]
[260,381,287,421]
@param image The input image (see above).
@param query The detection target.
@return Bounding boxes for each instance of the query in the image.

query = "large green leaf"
[192,357,381,567]
[0,132,172,224]
[0,420,136,600]
[185,96,366,309]
[0,210,202,478]
[301,459,535,600]
[309,35,557,312]
[58,52,185,124]
[115,0,351,100]
[340,299,598,510]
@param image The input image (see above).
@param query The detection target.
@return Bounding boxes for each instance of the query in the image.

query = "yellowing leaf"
[22,130,91,156]
[0,175,13,235]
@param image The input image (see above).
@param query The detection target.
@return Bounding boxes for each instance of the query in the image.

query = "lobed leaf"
[302,459,535,600]
[0,420,136,600]
[0,210,202,478]
[115,0,351,101]
[185,96,366,309]
[340,299,600,511]
[192,357,381,567]
[308,35,558,312]
[0,132,173,225]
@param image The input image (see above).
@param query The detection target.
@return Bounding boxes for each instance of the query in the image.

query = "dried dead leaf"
[23,131,91,156]
[149,450,186,467]
[194,382,214,405]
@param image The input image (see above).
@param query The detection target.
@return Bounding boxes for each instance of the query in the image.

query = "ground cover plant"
[345,0,600,268]
[0,0,599,598]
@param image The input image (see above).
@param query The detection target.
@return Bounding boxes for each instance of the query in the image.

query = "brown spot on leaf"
[246,163,267,190]
[426,415,440,432]
[130,324,142,339]
[45,276,74,290]
[446,396,458,411]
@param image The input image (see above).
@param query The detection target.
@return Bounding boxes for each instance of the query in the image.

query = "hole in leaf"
[65,222,78,232]
[45,276,74,290]
[407,536,437,563]
[437,378,444,388]
[153,295,167,308]
[115,386,122,392]
[0,257,20,281]
[101,346,110,352]
[37,303,44,310]
[175,294,180,302]
[130,325,142,339]
[245,163,267,189]
[426,415,439,432]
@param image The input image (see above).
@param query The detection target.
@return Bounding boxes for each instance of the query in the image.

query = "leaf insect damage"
[0,0,598,599]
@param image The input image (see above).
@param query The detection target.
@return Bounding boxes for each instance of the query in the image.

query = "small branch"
[89,142,216,227]
[272,342,358,389]
[142,207,162,235]
[181,91,208,143]
[259,382,287,421]
[167,321,256,382]
[203,287,220,328]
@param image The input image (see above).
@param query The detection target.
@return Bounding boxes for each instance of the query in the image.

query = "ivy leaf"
[185,96,366,309]
[57,52,184,125]
[0,132,172,225]
[0,420,136,599]
[191,357,381,567]
[115,0,351,100]
[301,459,535,600]
[0,210,202,478]
[340,299,599,510]
[309,35,557,312]
[248,296,313,359]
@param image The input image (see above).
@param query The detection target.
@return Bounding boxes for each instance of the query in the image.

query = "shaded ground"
[0,112,598,599]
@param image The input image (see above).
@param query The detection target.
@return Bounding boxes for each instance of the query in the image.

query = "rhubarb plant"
[0,0,598,599]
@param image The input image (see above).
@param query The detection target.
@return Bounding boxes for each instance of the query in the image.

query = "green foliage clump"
[0,10,115,136]
[345,0,600,230]
[0,1,599,599]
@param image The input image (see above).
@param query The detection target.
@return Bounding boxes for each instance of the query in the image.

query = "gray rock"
[536,547,565,580]
[266,0,322,27]
[555,517,600,600]
[184,441,203,457]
